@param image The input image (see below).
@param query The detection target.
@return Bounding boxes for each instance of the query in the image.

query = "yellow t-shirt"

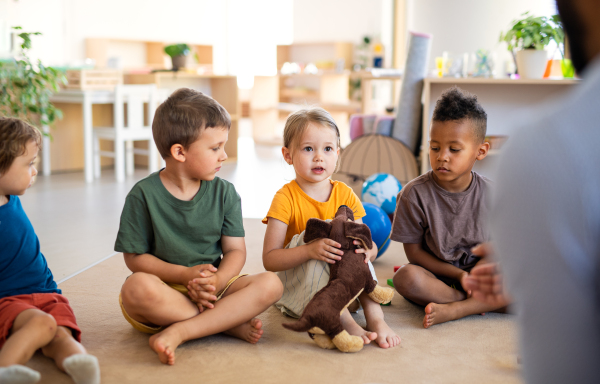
[262,180,366,246]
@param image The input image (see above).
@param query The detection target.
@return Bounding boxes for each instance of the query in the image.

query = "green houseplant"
[548,15,574,78]
[499,12,562,78]
[0,27,65,133]
[164,43,191,71]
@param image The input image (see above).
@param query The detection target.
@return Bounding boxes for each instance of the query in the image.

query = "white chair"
[93,84,161,181]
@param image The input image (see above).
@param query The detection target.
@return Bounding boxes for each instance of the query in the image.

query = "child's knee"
[393,265,423,296]
[26,312,58,340]
[256,272,283,302]
[48,326,75,344]
[121,272,162,309]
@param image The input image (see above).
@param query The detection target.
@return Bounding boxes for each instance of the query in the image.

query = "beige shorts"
[119,274,248,334]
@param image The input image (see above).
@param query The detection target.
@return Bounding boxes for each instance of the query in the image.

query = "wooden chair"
[93,84,160,181]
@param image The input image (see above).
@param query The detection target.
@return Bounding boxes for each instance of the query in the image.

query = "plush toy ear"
[343,222,373,251]
[304,218,333,243]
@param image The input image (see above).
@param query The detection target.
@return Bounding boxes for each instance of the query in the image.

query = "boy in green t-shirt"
[115,88,283,365]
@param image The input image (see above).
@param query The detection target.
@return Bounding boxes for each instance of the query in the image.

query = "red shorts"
[0,293,81,349]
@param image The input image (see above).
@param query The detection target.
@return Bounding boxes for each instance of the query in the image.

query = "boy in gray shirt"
[391,87,509,328]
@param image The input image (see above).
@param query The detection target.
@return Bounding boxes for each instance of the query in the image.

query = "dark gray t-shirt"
[114,172,245,267]
[391,171,491,266]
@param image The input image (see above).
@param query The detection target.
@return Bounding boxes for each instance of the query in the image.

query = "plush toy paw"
[313,334,336,349]
[332,330,364,353]
[368,285,395,305]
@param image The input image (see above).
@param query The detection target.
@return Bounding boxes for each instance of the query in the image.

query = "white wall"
[293,0,385,44]
[0,0,297,75]
[1,0,558,75]
[406,0,558,73]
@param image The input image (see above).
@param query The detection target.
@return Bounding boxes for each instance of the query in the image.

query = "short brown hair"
[152,88,231,158]
[283,107,341,151]
[0,117,42,176]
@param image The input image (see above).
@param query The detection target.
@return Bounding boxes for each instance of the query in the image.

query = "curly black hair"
[432,86,487,143]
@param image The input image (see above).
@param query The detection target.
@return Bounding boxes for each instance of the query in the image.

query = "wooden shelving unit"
[85,38,212,70]
[276,42,354,71]
[250,42,357,146]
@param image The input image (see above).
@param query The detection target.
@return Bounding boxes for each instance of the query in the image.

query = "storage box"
[65,69,123,90]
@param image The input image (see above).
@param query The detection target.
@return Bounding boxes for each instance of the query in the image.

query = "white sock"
[62,354,100,384]
[0,365,41,384]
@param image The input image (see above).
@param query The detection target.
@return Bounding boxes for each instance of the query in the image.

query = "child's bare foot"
[424,302,461,328]
[149,328,181,365]
[366,318,401,348]
[340,312,377,344]
[224,318,264,344]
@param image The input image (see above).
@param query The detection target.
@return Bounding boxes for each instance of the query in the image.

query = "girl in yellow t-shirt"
[262,108,400,349]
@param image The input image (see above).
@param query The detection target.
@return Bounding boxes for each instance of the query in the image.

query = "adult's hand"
[463,243,511,306]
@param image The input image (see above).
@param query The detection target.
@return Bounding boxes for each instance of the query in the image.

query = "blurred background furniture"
[92,84,160,182]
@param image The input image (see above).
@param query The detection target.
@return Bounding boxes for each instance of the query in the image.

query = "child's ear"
[476,141,490,160]
[282,146,293,165]
[170,144,186,163]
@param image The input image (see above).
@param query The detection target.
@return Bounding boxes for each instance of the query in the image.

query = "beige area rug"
[29,219,521,383]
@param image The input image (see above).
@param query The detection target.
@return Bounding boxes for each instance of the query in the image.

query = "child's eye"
[325,146,333,152]
[303,146,313,152]
[450,148,460,152]
[212,147,220,151]
[430,147,439,151]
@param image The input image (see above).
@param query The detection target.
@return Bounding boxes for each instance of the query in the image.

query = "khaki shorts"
[119,274,247,334]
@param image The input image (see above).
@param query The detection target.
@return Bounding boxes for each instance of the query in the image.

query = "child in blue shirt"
[0,117,100,384]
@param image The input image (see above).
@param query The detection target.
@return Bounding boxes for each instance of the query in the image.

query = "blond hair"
[0,117,42,176]
[283,107,341,151]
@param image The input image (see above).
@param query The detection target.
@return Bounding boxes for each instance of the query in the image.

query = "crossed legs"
[120,272,283,365]
[393,264,508,328]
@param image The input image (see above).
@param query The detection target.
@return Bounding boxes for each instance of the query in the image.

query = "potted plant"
[164,43,191,71]
[548,15,574,78]
[499,12,561,79]
[0,27,65,134]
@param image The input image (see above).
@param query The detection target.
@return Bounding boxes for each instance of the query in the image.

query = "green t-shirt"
[114,172,245,267]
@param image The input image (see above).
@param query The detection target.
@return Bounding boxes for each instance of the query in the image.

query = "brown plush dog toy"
[282,205,395,352]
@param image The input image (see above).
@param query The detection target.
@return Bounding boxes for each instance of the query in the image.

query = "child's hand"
[353,240,377,263]
[181,264,217,287]
[187,268,220,312]
[181,264,218,312]
[305,239,344,264]
[459,271,472,297]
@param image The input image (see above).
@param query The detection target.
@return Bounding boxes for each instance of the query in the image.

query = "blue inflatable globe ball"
[362,203,392,258]
[361,173,402,215]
